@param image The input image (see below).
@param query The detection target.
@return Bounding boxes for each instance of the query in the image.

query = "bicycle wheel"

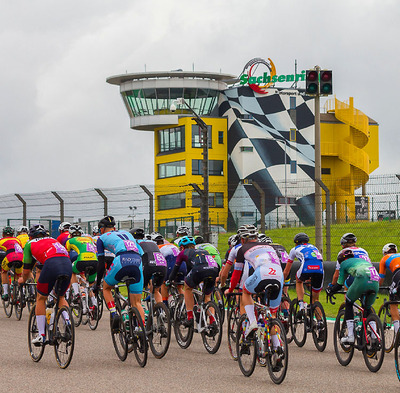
[87,294,100,331]
[201,300,223,354]
[129,306,148,367]
[70,296,83,327]
[27,305,45,362]
[211,287,225,325]
[173,296,194,349]
[14,283,23,321]
[394,330,400,382]
[227,305,240,360]
[236,314,257,377]
[378,303,395,353]
[289,299,306,347]
[148,302,171,359]
[110,308,128,361]
[267,318,289,384]
[54,306,75,369]
[96,292,104,321]
[333,309,354,366]
[363,313,385,372]
[3,282,12,318]
[278,295,292,344]
[311,301,327,352]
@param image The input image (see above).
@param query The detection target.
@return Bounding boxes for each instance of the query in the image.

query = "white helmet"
[59,221,71,232]
[92,225,99,235]
[382,243,397,255]
[68,225,83,236]
[176,225,190,236]
[17,225,29,234]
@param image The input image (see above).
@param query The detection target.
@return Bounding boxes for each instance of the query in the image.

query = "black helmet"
[98,216,116,229]
[337,248,355,264]
[29,224,47,238]
[2,226,14,236]
[294,232,309,244]
[340,233,357,246]
[194,236,204,245]
[130,228,145,239]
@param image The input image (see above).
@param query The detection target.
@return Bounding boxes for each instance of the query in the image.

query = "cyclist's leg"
[390,270,400,335]
[128,265,145,323]
[103,256,121,315]
[1,258,10,299]
[310,272,324,305]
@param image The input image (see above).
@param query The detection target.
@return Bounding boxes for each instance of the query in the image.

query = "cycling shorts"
[2,256,23,275]
[37,256,72,296]
[389,269,400,301]
[296,271,324,292]
[185,265,218,295]
[72,259,98,284]
[346,276,379,308]
[104,252,143,294]
[143,264,167,288]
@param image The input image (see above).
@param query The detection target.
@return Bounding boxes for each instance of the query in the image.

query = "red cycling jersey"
[23,237,69,269]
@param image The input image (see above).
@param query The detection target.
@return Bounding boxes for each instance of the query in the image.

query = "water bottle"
[194,305,200,324]
[121,309,130,332]
[49,310,55,332]
[46,308,52,325]
[354,314,362,333]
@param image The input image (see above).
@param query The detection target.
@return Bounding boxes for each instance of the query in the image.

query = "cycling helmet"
[98,216,116,229]
[58,222,71,232]
[29,224,47,238]
[178,236,196,247]
[294,232,309,244]
[92,226,99,235]
[194,236,205,245]
[130,228,145,239]
[337,248,355,264]
[382,243,398,255]
[68,225,83,237]
[2,226,14,236]
[17,225,29,234]
[258,233,273,244]
[150,232,164,242]
[144,233,152,240]
[340,233,357,246]
[237,224,258,239]
[228,234,239,247]
[176,225,190,236]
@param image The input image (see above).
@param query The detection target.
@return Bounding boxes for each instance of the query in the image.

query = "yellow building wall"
[154,117,228,229]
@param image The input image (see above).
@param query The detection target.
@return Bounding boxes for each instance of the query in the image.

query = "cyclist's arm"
[378,255,388,285]
[228,248,244,293]
[169,250,187,282]
[21,242,35,282]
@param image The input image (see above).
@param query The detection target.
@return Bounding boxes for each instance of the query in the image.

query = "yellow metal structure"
[154,117,228,229]
[321,97,379,222]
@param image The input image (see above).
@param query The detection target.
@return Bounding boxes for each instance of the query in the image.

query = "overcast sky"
[0,0,398,194]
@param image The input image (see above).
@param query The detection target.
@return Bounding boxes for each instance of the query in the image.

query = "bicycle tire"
[129,306,148,367]
[278,295,292,344]
[362,313,385,372]
[201,300,223,354]
[266,318,289,384]
[54,306,75,369]
[333,309,354,366]
[378,303,395,353]
[3,281,13,318]
[27,305,45,362]
[96,292,104,320]
[227,305,240,360]
[173,296,194,349]
[148,302,171,359]
[311,301,327,352]
[110,307,128,361]
[87,294,100,331]
[70,296,83,327]
[236,314,257,377]
[394,330,400,382]
[289,298,306,347]
[14,282,23,321]
[211,287,226,325]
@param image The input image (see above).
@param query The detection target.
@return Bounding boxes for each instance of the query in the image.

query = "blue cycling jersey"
[288,243,323,274]
[96,230,143,257]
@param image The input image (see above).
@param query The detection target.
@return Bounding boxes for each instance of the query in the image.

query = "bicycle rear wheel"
[378,303,395,353]
[227,305,240,360]
[311,301,327,352]
[211,287,225,325]
[3,281,13,318]
[236,314,257,377]
[333,309,354,366]
[278,295,292,343]
[173,296,194,349]
[289,299,306,347]
[363,313,385,372]
[394,330,400,382]
[70,297,83,327]
[148,302,171,359]
[87,294,100,331]
[110,308,128,361]
[27,305,45,362]
[267,318,289,384]
[54,306,75,369]
[129,306,148,367]
[14,283,23,321]
[201,300,223,354]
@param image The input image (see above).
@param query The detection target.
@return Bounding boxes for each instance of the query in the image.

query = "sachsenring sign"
[239,58,306,94]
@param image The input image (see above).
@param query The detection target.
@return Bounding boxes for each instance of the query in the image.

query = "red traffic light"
[320,70,332,82]
[307,71,318,81]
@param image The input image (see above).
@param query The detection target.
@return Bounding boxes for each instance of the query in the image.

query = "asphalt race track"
[0,311,398,392]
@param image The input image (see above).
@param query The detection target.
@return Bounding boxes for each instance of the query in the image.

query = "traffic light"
[320,70,333,95]
[305,70,318,95]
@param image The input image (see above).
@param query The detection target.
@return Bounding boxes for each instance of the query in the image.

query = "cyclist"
[0,226,23,301]
[16,226,30,248]
[96,216,145,329]
[219,234,240,288]
[379,243,400,336]
[172,225,190,246]
[92,226,100,237]
[326,248,379,343]
[195,236,222,270]
[65,225,98,314]
[130,228,167,304]
[167,236,219,327]
[331,233,371,286]
[18,224,72,344]
[226,226,283,341]
[152,232,186,305]
[283,233,324,312]
[57,222,71,246]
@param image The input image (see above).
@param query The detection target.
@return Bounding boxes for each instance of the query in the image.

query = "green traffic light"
[321,84,332,94]
[307,83,318,94]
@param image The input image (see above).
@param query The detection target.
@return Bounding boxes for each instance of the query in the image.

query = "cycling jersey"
[137,239,167,287]
[226,243,242,266]
[17,233,29,248]
[379,252,400,279]
[269,243,289,267]
[57,231,70,246]
[288,243,323,274]
[158,242,186,281]
[0,237,24,274]
[196,242,222,269]
[96,230,143,257]
[335,246,370,270]
[65,236,97,262]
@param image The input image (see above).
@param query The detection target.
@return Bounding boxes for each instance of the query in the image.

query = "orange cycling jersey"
[379,253,400,279]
